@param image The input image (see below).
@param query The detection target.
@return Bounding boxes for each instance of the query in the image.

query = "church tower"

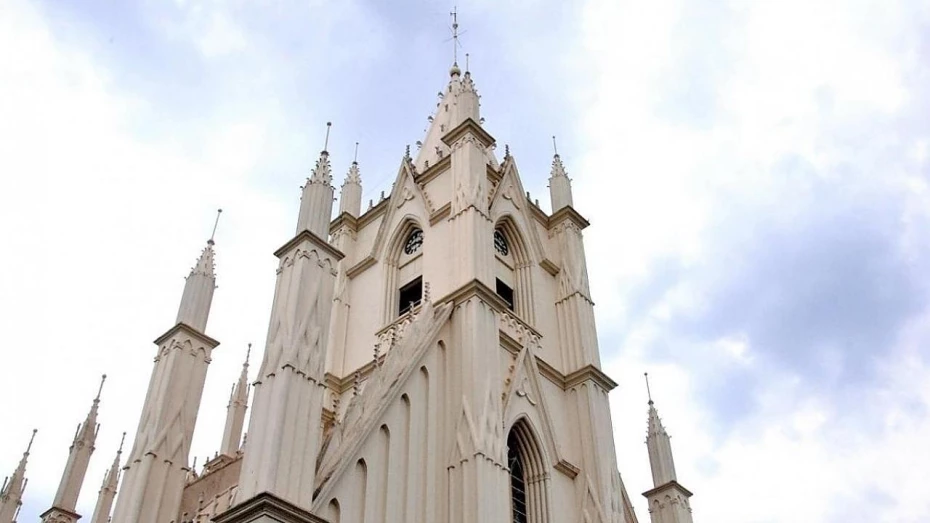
[111,218,221,523]
[210,14,640,522]
[642,375,694,523]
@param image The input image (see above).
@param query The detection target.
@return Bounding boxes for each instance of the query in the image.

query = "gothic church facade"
[1,60,694,523]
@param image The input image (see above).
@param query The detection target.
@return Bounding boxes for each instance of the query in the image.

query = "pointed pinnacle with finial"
[95,374,107,402]
[644,372,653,405]
[209,209,223,246]
[322,122,332,154]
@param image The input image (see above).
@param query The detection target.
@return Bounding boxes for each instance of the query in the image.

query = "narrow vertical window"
[508,431,528,523]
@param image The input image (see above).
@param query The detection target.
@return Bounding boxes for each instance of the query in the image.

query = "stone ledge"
[153,322,220,349]
[274,229,345,262]
[642,480,694,499]
[213,492,329,523]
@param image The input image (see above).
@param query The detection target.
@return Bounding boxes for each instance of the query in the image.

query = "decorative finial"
[353,142,359,164]
[245,342,252,365]
[644,372,653,405]
[465,53,470,72]
[96,374,107,402]
[26,429,37,454]
[504,144,510,158]
[322,122,333,153]
[451,7,459,65]
[209,208,223,245]
[552,135,559,157]
[373,343,381,368]
[423,281,431,303]
[405,144,411,159]
[118,432,127,454]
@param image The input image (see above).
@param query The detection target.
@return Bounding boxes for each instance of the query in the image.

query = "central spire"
[412,10,488,173]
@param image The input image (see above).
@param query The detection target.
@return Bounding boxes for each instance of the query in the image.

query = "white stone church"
[0,56,694,523]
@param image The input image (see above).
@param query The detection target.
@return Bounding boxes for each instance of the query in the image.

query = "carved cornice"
[345,255,376,279]
[437,279,511,312]
[153,322,220,349]
[548,205,591,231]
[564,364,618,391]
[214,492,330,523]
[274,229,345,262]
[642,480,694,499]
[416,154,450,185]
[429,202,451,225]
[440,118,496,148]
[328,212,358,235]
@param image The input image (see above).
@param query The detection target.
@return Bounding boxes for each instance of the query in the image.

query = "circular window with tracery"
[404,229,424,255]
[494,230,509,256]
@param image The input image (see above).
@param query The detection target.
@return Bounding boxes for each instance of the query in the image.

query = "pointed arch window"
[508,431,529,523]
[507,420,550,523]
[384,222,426,323]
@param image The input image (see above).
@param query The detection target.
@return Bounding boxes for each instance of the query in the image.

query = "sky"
[1,0,929,522]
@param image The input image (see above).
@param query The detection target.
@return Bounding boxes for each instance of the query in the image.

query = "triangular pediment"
[502,337,566,475]
[489,157,547,263]
[368,156,434,262]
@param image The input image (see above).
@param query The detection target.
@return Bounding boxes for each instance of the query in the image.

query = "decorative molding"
[415,154,450,185]
[328,212,358,236]
[440,117,496,148]
[564,364,618,391]
[274,229,345,262]
[548,205,591,231]
[153,322,220,350]
[429,202,451,225]
[357,196,389,229]
[642,480,694,499]
[555,459,580,479]
[345,255,376,279]
[539,258,560,276]
[436,279,511,313]
[213,492,329,523]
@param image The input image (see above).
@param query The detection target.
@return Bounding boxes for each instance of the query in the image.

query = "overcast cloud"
[1,1,928,522]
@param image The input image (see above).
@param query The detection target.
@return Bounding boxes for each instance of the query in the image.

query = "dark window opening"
[398,276,423,315]
[496,278,515,311]
[508,431,528,523]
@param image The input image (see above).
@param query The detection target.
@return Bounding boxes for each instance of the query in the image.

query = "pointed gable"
[489,155,547,263]
[368,155,434,263]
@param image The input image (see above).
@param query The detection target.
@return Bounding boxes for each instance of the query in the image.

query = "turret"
[112,216,222,523]
[642,374,694,523]
[41,375,107,523]
[220,344,251,457]
[338,143,363,218]
[90,433,125,523]
[548,137,574,211]
[297,123,336,238]
[0,429,36,523]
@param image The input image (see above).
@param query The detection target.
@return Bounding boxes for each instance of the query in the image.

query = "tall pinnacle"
[176,210,221,333]
[297,123,336,237]
[0,429,36,523]
[644,373,677,487]
[42,374,106,523]
[339,142,363,218]
[548,135,574,211]
[221,344,252,456]
[90,433,125,523]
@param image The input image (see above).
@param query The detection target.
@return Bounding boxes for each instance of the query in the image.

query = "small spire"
[322,122,332,154]
[96,374,107,402]
[645,372,653,405]
[353,142,359,164]
[26,429,37,455]
[208,209,223,246]
[552,135,559,157]
[118,432,126,454]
